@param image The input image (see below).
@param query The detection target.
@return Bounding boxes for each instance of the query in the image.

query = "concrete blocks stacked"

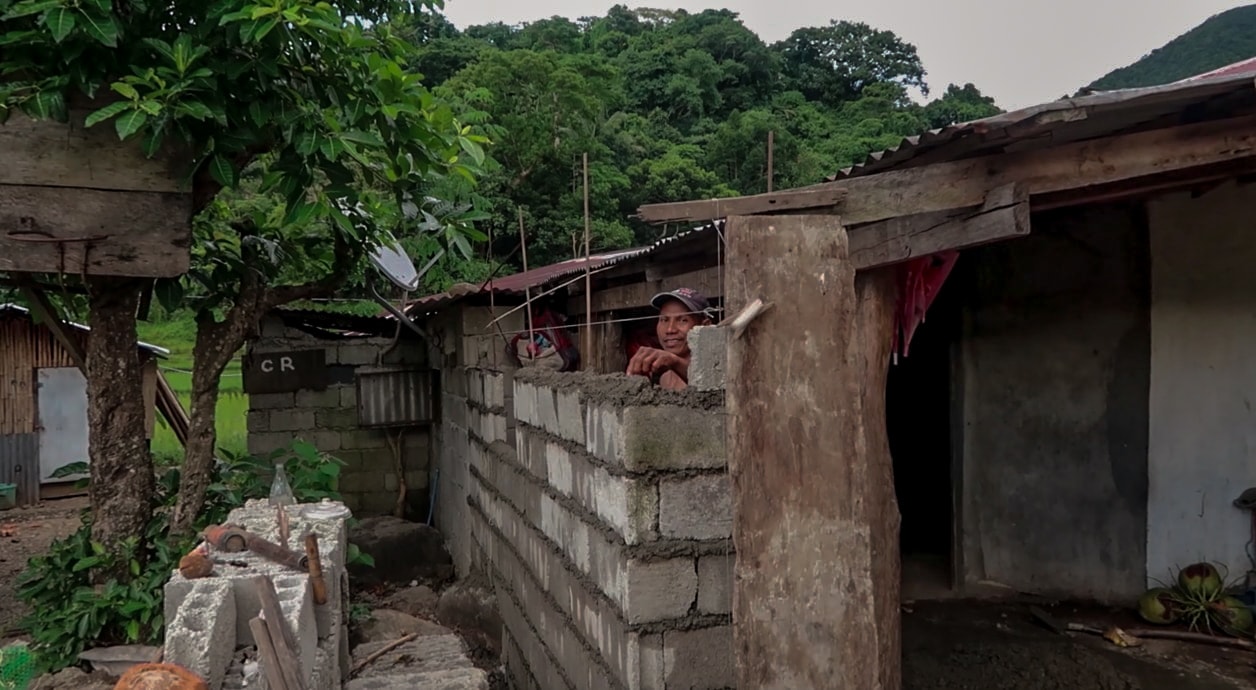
[454,366,734,690]
[685,325,726,391]
[163,499,352,690]
[245,315,431,516]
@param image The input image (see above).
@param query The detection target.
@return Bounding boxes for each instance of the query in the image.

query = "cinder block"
[634,633,665,690]
[297,388,341,408]
[537,386,559,437]
[247,409,269,433]
[485,373,506,409]
[443,393,468,430]
[624,558,696,623]
[513,379,535,426]
[697,554,733,615]
[686,326,726,391]
[555,388,584,445]
[546,439,657,545]
[310,430,342,452]
[344,430,386,450]
[659,474,732,541]
[272,574,318,682]
[620,406,726,471]
[248,431,293,456]
[164,578,237,690]
[337,343,379,366]
[664,626,734,689]
[339,385,357,408]
[269,409,316,432]
[315,408,358,429]
[251,392,295,410]
[514,427,547,482]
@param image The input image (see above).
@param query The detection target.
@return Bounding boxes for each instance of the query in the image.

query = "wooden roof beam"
[637,114,1256,226]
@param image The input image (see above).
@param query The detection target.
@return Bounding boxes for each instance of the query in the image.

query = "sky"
[440,0,1253,110]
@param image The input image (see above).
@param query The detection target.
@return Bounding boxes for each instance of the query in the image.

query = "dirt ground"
[904,600,1254,690]
[0,496,87,638]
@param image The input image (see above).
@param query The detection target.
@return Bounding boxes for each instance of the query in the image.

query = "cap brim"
[651,291,698,312]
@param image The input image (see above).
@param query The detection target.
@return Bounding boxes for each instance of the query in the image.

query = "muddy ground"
[0,496,86,638]
[904,600,1253,690]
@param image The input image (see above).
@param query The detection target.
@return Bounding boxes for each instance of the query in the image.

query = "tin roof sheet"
[0,303,169,355]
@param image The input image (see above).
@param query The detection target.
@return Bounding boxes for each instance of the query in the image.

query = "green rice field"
[136,313,248,463]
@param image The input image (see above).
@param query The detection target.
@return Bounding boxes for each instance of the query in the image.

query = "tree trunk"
[726,215,902,689]
[85,277,155,555]
[170,317,251,535]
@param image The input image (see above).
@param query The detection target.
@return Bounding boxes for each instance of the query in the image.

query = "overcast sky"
[440,1,1252,110]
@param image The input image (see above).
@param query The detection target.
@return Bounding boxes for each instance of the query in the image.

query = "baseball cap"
[650,287,714,319]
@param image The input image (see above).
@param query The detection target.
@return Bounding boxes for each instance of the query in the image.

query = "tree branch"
[263,231,358,310]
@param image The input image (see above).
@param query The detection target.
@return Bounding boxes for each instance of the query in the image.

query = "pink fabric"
[891,251,959,359]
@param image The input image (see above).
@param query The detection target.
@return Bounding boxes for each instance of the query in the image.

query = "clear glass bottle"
[269,461,295,507]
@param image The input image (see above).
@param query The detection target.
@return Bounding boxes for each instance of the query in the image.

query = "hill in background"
[1088,5,1256,90]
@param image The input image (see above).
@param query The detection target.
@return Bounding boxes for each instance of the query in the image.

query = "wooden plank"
[635,187,848,225]
[640,114,1256,226]
[16,282,86,370]
[0,185,192,277]
[726,214,900,688]
[253,575,306,690]
[848,182,1031,270]
[0,108,187,193]
[570,265,721,314]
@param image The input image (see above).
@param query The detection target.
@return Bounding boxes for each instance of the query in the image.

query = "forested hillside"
[403,6,1002,280]
[1087,4,1256,90]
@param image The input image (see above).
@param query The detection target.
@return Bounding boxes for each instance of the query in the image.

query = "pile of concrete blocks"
[164,499,352,690]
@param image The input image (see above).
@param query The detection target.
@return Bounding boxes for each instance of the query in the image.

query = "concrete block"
[247,409,269,433]
[537,386,559,438]
[337,343,379,366]
[514,427,547,482]
[269,409,316,432]
[485,372,506,409]
[248,431,293,456]
[315,408,358,429]
[272,574,318,682]
[339,385,357,408]
[697,554,733,615]
[251,392,295,410]
[468,369,485,404]
[634,633,665,690]
[310,430,342,452]
[546,438,657,544]
[624,557,696,623]
[686,325,726,391]
[443,393,468,430]
[445,367,467,398]
[663,626,734,689]
[659,474,732,541]
[555,388,584,445]
[164,578,237,690]
[296,388,341,408]
[586,404,728,472]
[344,430,386,450]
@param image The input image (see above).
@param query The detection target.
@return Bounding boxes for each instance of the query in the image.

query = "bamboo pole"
[517,208,535,345]
[767,130,775,193]
[582,152,593,369]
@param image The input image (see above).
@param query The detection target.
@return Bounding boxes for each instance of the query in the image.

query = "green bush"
[17,440,354,672]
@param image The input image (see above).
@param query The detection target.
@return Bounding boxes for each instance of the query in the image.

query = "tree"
[774,20,928,107]
[1,0,487,542]
[923,83,1002,128]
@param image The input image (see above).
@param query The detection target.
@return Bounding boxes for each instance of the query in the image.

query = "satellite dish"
[368,231,421,292]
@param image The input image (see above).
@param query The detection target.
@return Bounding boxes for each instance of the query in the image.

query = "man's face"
[656,300,700,356]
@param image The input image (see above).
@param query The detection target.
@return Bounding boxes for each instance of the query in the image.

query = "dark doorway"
[886,263,964,595]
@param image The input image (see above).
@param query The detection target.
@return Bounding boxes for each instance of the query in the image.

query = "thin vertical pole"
[766,130,775,193]
[582,152,593,370]
[517,207,534,344]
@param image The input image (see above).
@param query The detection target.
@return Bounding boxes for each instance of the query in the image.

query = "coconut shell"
[113,662,208,690]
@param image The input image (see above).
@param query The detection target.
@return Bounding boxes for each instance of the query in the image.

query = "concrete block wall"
[458,366,733,690]
[246,315,432,517]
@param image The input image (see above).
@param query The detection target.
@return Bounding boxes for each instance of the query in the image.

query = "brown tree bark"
[726,215,902,689]
[85,277,156,554]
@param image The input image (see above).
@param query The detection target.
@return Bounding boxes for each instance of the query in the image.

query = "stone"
[28,668,114,690]
[348,516,454,585]
[354,609,452,645]
[435,577,503,658]
[387,585,440,618]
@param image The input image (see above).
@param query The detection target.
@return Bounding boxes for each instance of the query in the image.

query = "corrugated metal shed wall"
[0,433,40,507]
[356,368,434,427]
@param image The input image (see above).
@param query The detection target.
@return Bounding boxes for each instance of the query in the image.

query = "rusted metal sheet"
[0,433,40,507]
[355,367,434,428]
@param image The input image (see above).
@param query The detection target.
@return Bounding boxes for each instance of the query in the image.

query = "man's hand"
[659,370,687,391]
[626,347,683,378]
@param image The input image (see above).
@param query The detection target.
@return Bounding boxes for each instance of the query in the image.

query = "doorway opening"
[886,264,965,599]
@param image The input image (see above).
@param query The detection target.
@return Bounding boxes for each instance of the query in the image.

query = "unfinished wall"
[1147,181,1256,585]
[959,204,1150,601]
[246,315,431,517]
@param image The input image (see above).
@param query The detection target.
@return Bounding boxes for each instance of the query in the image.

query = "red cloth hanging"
[892,251,959,359]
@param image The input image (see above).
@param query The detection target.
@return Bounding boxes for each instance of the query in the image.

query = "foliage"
[1088,5,1256,91]
[17,440,353,672]
[1140,561,1252,638]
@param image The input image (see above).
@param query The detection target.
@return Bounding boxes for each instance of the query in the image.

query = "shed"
[0,304,166,505]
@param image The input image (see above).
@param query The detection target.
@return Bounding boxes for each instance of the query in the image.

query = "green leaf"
[46,7,75,43]
[283,200,317,227]
[140,128,164,158]
[110,82,139,100]
[175,100,213,120]
[341,130,384,148]
[125,619,140,641]
[114,109,148,139]
[77,9,118,47]
[21,90,66,121]
[0,0,59,20]
[206,155,235,187]
[83,100,129,128]
[154,278,184,313]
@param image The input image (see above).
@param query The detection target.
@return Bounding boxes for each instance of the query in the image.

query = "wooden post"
[517,208,534,344]
[766,130,775,193]
[582,152,593,369]
[725,214,901,689]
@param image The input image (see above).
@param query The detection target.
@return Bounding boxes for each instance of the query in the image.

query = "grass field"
[136,312,248,463]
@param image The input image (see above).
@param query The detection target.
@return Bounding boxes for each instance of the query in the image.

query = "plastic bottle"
[269,461,295,507]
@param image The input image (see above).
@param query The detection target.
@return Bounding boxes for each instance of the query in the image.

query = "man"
[626,287,714,390]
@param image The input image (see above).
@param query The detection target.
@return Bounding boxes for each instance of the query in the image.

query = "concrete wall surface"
[246,315,432,517]
[959,204,1150,601]
[1147,181,1256,585]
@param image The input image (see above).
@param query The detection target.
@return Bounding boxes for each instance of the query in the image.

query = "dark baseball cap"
[650,287,714,318]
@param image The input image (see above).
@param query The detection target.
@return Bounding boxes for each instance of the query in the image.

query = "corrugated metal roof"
[830,66,1256,181]
[0,303,169,355]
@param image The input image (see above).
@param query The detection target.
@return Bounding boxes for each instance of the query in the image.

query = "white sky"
[440,0,1253,110]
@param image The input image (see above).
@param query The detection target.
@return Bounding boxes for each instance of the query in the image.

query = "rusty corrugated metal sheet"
[0,433,40,507]
[355,367,434,427]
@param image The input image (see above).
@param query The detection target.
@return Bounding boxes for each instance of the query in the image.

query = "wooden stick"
[766,130,775,193]
[349,633,418,679]
[1066,622,1256,650]
[723,298,774,340]
[305,533,328,606]
[249,617,290,690]
[253,576,299,658]
[582,151,593,369]
[277,507,290,549]
[518,207,535,346]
